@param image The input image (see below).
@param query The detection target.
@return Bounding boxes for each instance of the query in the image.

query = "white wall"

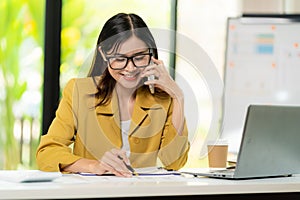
[176,0,300,166]
[243,0,300,13]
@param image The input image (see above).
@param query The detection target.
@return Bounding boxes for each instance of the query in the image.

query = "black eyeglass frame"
[105,49,153,70]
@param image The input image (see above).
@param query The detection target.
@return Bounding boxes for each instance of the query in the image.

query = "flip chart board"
[222,16,300,152]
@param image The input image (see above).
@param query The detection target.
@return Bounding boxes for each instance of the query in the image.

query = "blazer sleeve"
[158,98,190,170]
[36,79,82,172]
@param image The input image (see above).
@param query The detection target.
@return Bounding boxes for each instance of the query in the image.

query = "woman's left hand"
[141,57,183,100]
[141,57,185,135]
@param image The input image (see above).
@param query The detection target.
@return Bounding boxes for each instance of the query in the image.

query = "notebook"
[183,104,300,179]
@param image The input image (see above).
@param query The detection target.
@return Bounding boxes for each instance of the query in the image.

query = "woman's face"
[106,36,150,90]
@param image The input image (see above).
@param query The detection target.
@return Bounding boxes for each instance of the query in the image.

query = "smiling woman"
[36,13,189,177]
[60,0,173,88]
[103,42,150,100]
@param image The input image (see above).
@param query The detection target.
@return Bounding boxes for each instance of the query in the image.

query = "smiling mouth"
[122,72,140,80]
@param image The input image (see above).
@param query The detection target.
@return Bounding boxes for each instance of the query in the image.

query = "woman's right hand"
[62,148,132,177]
[97,148,132,177]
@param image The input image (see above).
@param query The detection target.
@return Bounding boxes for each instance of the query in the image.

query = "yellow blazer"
[36,77,189,171]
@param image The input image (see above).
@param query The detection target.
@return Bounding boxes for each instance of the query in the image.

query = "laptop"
[183,104,300,179]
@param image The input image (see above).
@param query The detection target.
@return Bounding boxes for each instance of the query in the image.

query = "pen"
[117,155,139,176]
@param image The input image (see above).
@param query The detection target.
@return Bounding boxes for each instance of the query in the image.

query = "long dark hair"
[88,13,158,105]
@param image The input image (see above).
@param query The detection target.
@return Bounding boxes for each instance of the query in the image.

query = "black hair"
[87,13,158,105]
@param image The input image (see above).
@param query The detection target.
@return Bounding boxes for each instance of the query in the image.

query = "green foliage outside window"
[0,0,45,169]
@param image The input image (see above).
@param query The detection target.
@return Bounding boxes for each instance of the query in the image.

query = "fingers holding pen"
[97,161,127,177]
[114,149,130,165]
[100,149,132,177]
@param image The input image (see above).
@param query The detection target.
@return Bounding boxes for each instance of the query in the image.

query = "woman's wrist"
[62,158,100,174]
[171,87,184,104]
[87,159,100,173]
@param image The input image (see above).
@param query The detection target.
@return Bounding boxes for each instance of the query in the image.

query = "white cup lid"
[207,139,228,146]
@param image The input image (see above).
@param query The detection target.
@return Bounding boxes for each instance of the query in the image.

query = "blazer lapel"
[95,90,122,147]
[94,87,168,141]
[129,88,167,137]
[130,103,148,136]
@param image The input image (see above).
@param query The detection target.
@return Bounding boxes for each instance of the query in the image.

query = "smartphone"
[147,74,155,94]
[147,61,155,94]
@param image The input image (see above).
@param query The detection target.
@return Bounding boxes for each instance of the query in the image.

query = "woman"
[36,13,189,177]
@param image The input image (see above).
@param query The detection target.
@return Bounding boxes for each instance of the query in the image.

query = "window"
[176,0,241,167]
[0,0,45,169]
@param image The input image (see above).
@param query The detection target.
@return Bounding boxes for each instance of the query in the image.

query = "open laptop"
[183,104,300,179]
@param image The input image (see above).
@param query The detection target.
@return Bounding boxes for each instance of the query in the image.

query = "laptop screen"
[234,105,300,178]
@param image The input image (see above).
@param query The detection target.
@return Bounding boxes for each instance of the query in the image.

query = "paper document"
[0,170,61,183]
[134,167,181,176]
[78,167,181,177]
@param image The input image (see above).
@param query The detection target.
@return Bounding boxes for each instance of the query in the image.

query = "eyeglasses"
[105,51,152,70]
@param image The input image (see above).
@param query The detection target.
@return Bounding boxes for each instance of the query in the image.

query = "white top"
[121,120,131,157]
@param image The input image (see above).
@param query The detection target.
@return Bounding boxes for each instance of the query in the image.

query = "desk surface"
[0,171,300,199]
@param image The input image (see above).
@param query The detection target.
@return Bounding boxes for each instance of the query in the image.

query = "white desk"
[0,172,300,199]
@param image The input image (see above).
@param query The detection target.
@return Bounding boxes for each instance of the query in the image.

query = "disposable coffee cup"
[207,139,228,168]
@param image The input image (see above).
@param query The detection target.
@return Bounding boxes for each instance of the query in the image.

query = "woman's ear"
[98,46,107,62]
